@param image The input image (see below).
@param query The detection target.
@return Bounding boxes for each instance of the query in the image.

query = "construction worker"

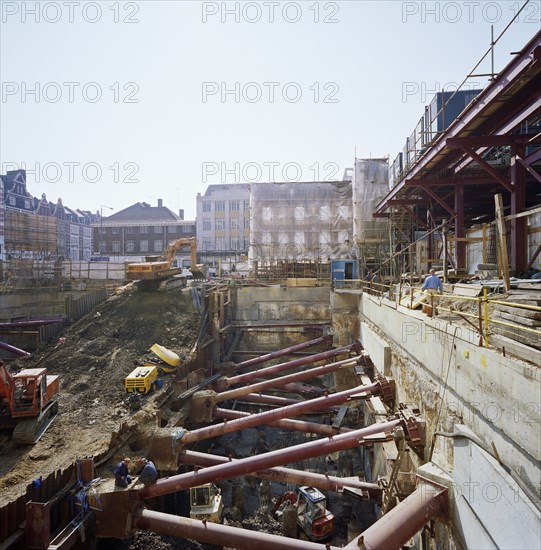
[114,457,132,488]
[128,391,142,411]
[135,458,158,486]
[422,269,443,293]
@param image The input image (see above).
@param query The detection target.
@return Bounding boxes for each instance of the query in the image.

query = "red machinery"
[0,361,60,444]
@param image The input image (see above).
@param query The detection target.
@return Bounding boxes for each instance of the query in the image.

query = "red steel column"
[138,418,400,500]
[182,378,379,445]
[233,335,332,370]
[216,356,361,403]
[215,407,351,436]
[241,394,301,406]
[228,342,361,386]
[178,450,382,499]
[133,509,342,550]
[344,480,448,550]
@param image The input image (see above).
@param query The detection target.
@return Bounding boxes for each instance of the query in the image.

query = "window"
[140,240,149,252]
[203,238,213,251]
[125,241,135,253]
[203,219,212,231]
[230,218,239,230]
[262,206,272,221]
[337,205,349,218]
[99,227,107,235]
[294,206,305,220]
[154,226,163,234]
[24,199,31,209]
[183,224,194,234]
[230,200,240,211]
[112,227,120,234]
[125,227,134,234]
[112,241,121,253]
[320,206,331,221]
[215,200,225,212]
[8,196,16,206]
[154,240,163,252]
[216,237,225,250]
[215,218,225,230]
[140,226,149,234]
[244,218,250,230]
[230,237,239,250]
[243,200,249,211]
[99,241,106,253]
[202,201,211,212]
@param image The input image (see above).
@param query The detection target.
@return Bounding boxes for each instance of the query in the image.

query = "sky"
[1,0,540,220]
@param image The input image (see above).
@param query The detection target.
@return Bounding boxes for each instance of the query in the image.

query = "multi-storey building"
[1,170,94,265]
[93,200,196,264]
[196,184,250,258]
[249,180,353,263]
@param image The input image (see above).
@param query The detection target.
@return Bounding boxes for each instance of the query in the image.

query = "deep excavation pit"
[1,284,395,549]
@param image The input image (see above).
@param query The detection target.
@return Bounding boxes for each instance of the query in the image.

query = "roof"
[103,202,181,223]
[202,184,250,197]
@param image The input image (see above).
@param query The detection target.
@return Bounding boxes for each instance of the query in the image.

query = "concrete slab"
[359,322,391,375]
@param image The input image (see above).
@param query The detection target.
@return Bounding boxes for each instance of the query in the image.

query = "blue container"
[155,378,164,390]
[331,260,358,286]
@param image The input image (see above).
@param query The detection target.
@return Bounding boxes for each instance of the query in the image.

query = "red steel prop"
[178,450,382,499]
[138,418,400,500]
[180,379,380,446]
[214,407,352,436]
[133,509,343,550]
[344,479,448,550]
[228,341,362,385]
[233,335,332,370]
[215,356,362,404]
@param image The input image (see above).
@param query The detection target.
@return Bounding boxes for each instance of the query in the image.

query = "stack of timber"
[493,290,541,349]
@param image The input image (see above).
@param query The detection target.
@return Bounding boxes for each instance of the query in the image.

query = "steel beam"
[132,509,342,550]
[233,335,332,370]
[214,407,351,436]
[344,479,448,550]
[215,356,362,404]
[138,418,401,500]
[240,393,302,407]
[178,450,382,500]
[455,184,465,271]
[183,377,379,445]
[227,342,361,386]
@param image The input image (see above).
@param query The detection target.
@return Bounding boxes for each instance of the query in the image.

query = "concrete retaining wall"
[357,292,541,548]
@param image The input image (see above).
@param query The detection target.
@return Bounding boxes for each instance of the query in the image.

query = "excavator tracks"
[12,400,59,445]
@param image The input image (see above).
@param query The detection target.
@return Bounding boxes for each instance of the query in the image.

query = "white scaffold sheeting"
[249,181,353,262]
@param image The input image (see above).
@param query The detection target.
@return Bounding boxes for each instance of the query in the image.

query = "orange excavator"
[126,237,205,290]
[0,361,60,445]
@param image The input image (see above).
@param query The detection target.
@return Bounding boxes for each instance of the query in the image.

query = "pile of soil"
[0,287,201,505]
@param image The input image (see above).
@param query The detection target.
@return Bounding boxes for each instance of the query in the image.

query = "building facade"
[196,184,250,258]
[92,200,196,264]
[249,181,353,263]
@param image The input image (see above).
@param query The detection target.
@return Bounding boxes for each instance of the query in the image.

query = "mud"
[0,287,200,505]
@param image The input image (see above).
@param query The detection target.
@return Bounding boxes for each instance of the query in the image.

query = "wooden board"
[453,283,483,297]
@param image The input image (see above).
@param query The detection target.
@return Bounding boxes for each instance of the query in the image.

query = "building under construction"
[0,26,540,550]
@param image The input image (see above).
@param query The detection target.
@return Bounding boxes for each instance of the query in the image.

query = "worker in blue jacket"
[136,458,158,486]
[114,457,132,487]
[422,269,443,293]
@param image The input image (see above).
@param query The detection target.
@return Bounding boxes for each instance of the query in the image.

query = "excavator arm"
[161,237,204,279]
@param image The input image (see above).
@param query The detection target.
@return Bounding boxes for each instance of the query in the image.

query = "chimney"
[178,209,184,220]
[157,198,163,207]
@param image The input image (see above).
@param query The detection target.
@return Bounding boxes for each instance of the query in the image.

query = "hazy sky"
[1,0,539,219]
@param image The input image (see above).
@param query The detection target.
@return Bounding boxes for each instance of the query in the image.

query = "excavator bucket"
[150,344,180,371]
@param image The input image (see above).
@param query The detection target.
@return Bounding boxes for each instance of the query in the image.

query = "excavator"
[272,486,334,542]
[126,237,205,291]
[0,361,60,445]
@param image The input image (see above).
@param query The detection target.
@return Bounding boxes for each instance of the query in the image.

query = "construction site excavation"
[1,14,541,550]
